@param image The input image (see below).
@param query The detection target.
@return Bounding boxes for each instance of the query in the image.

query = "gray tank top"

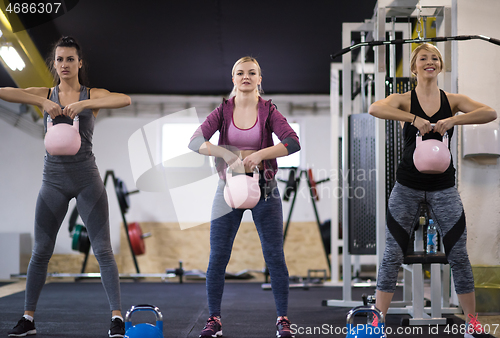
[44,85,95,163]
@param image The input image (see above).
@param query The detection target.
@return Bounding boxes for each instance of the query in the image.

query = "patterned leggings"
[376,182,474,295]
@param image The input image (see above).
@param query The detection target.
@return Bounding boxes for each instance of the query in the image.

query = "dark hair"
[48,36,88,86]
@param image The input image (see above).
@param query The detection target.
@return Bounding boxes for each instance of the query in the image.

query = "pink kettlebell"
[224,167,261,209]
[44,115,81,156]
[413,128,450,174]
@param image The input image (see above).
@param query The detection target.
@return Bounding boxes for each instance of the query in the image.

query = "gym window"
[162,123,218,168]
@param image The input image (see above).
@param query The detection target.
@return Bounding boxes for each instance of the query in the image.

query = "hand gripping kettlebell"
[44,115,81,156]
[223,166,261,209]
[345,305,385,338]
[124,304,164,338]
[413,128,451,174]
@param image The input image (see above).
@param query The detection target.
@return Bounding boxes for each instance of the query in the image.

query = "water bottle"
[426,219,437,254]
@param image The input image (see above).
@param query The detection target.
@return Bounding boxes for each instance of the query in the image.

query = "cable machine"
[326,0,458,308]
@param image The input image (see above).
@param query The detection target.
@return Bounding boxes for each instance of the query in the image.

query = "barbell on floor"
[70,222,150,256]
[128,222,151,256]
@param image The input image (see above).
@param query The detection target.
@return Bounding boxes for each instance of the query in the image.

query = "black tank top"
[44,85,95,163]
[396,89,455,191]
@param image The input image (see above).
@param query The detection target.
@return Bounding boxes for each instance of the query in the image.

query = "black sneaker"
[8,317,36,337]
[199,316,222,338]
[276,317,295,338]
[108,317,125,338]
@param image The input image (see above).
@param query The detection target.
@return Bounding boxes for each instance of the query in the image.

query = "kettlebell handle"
[125,304,163,322]
[415,123,448,136]
[46,115,79,130]
[226,166,259,178]
[416,123,438,136]
[416,124,449,148]
[346,305,384,325]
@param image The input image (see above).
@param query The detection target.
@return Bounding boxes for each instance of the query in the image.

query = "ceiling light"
[0,45,25,71]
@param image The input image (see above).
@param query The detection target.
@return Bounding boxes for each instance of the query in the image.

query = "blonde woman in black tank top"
[368,43,496,337]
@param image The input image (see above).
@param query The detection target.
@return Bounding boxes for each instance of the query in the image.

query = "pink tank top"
[227,115,261,150]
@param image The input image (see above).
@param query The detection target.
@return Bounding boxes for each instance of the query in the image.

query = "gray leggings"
[376,182,474,295]
[25,159,121,312]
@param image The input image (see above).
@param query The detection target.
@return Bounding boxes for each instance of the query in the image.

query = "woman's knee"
[29,251,52,267]
[208,249,232,267]
[382,247,404,267]
[263,251,287,271]
[93,247,115,265]
[448,256,472,272]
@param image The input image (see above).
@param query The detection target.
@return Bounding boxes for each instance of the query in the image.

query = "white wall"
[0,96,332,255]
[0,118,44,234]
[456,0,500,265]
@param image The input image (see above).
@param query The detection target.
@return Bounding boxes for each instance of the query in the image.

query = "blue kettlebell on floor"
[345,305,385,338]
[124,304,164,338]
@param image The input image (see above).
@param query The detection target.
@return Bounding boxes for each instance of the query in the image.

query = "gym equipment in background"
[223,167,261,209]
[63,171,204,281]
[330,34,500,60]
[280,167,330,259]
[70,224,90,255]
[44,115,81,156]
[347,114,377,256]
[387,203,459,326]
[128,222,150,256]
[262,167,331,289]
[68,170,145,274]
[124,304,164,338]
[413,130,450,174]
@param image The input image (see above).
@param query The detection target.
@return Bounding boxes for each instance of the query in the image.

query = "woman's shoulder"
[441,90,467,100]
[382,91,411,102]
[382,91,412,109]
[258,96,274,106]
[441,91,466,109]
[87,87,111,98]
[257,96,278,114]
[395,91,412,100]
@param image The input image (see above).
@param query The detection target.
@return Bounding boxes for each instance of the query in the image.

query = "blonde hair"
[410,43,444,76]
[229,56,264,98]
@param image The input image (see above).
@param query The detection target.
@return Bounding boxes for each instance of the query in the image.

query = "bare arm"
[0,87,47,106]
[368,93,415,122]
[433,93,497,135]
[0,87,62,118]
[63,88,131,118]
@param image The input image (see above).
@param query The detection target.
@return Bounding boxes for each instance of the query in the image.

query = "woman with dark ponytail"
[0,36,131,337]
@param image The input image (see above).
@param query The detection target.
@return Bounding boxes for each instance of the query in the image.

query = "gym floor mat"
[0,282,493,338]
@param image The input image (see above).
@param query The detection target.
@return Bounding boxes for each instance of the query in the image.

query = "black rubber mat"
[0,282,483,338]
